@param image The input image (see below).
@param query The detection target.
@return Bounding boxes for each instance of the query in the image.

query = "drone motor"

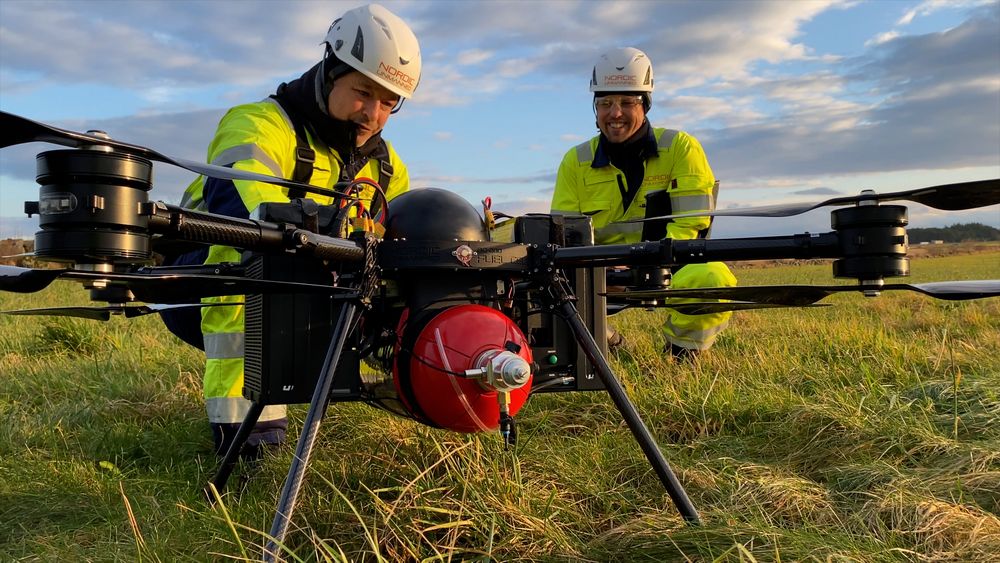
[606,265,671,306]
[831,200,910,293]
[26,144,154,267]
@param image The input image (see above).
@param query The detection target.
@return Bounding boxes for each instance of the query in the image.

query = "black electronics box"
[242,203,362,405]
[510,214,607,392]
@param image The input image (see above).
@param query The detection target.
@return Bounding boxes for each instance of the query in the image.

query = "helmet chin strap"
[319,46,353,103]
[347,121,359,147]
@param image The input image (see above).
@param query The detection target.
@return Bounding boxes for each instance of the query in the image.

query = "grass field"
[1,248,998,561]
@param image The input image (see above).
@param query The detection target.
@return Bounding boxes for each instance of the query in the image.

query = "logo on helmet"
[604,75,638,86]
[377,61,416,91]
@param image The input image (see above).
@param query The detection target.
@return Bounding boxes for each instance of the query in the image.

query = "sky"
[1,0,998,240]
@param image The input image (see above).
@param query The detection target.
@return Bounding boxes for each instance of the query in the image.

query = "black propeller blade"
[0,265,63,293]
[1,302,241,322]
[0,111,342,200]
[607,301,828,315]
[605,280,1000,307]
[0,265,354,303]
[631,178,1000,222]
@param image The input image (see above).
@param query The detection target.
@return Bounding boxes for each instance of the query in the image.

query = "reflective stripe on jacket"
[551,127,716,245]
[661,262,737,350]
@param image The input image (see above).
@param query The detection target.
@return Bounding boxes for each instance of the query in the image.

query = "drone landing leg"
[264,302,358,561]
[208,400,265,493]
[557,299,701,525]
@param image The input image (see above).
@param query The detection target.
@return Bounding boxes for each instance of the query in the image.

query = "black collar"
[591,120,657,168]
[273,62,386,164]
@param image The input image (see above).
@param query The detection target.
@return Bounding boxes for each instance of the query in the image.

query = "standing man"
[176,3,421,457]
[551,47,736,359]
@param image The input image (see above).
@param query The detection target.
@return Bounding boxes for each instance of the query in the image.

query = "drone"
[2,110,998,559]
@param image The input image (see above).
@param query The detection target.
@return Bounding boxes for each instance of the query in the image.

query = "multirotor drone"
[2,111,998,558]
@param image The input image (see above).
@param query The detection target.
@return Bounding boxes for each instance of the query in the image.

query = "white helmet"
[324,4,421,99]
[590,47,654,94]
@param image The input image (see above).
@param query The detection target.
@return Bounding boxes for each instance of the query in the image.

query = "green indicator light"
[547,354,559,365]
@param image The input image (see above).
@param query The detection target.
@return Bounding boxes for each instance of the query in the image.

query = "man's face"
[327,71,401,147]
[595,94,646,144]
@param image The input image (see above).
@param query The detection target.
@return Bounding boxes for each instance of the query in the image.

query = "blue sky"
[1,0,998,240]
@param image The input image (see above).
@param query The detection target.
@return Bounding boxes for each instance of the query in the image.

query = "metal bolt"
[84,130,114,152]
[860,278,884,297]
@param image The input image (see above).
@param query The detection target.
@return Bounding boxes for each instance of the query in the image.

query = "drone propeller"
[605,280,1000,307]
[0,111,342,200]
[0,265,353,303]
[0,265,65,293]
[607,301,828,315]
[1,302,242,322]
[631,178,1000,222]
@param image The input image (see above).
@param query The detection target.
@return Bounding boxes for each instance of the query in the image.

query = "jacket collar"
[591,119,657,168]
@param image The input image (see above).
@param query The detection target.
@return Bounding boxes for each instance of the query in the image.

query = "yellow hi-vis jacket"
[552,128,715,244]
[180,98,409,424]
[551,127,736,351]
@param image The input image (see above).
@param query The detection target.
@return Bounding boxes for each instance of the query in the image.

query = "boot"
[666,343,699,361]
[212,417,288,461]
[607,326,627,350]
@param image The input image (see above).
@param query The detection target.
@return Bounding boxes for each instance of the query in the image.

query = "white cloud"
[866,30,900,47]
[0,0,332,91]
[897,0,996,27]
[456,49,494,66]
[0,0,848,112]
[656,93,765,129]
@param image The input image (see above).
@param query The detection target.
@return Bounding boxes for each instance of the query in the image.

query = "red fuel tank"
[394,304,533,432]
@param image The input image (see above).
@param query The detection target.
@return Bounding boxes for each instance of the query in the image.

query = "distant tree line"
[908,222,1000,243]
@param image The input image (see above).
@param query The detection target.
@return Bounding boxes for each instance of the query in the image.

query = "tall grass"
[1,250,998,561]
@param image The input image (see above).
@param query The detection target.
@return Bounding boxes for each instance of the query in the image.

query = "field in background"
[1,250,998,561]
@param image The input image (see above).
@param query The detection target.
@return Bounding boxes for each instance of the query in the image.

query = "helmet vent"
[372,15,393,39]
[351,27,364,61]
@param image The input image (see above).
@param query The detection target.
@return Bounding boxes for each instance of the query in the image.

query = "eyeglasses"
[595,95,644,111]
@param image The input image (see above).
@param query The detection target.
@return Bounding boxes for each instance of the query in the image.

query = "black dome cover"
[384,188,488,241]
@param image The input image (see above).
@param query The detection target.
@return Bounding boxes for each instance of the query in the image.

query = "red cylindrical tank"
[394,304,532,432]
